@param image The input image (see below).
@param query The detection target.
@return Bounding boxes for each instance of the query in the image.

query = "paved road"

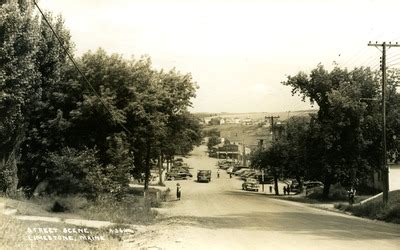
[136,145,400,250]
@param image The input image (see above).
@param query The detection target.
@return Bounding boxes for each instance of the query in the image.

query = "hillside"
[200,110,317,147]
[195,110,317,121]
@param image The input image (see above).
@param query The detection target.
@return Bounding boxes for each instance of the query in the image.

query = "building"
[371,162,400,191]
[389,163,400,191]
[242,117,253,125]
[214,142,251,164]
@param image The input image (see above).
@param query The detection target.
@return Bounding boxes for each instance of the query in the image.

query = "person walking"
[348,186,356,205]
[176,183,182,200]
[217,169,220,178]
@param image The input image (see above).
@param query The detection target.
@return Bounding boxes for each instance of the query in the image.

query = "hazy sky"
[39,0,400,113]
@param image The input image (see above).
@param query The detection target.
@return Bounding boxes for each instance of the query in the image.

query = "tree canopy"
[252,65,400,198]
[0,1,201,198]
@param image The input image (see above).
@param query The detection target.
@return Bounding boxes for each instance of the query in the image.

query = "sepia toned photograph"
[1,0,400,249]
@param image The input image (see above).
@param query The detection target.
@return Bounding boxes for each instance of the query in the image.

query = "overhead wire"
[33,0,132,136]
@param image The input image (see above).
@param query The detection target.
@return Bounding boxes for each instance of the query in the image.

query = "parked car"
[304,181,324,189]
[240,170,256,180]
[219,163,231,170]
[166,170,192,181]
[234,168,250,176]
[289,180,300,193]
[242,178,260,192]
[254,174,274,184]
[232,166,242,173]
[197,170,212,182]
[170,166,191,173]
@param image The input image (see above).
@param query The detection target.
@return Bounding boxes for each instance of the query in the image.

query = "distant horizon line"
[191,109,318,114]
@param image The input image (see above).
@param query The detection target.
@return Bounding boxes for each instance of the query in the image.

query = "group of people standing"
[283,185,291,195]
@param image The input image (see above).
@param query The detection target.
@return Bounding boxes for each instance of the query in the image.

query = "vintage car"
[242,178,260,192]
[304,181,324,189]
[197,170,212,182]
[165,170,192,181]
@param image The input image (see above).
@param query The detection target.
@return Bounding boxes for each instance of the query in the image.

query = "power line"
[33,0,132,136]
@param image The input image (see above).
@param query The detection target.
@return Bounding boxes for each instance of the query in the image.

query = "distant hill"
[200,109,318,147]
[194,110,317,121]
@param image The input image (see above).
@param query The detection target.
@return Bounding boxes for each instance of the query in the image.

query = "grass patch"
[306,183,349,202]
[272,194,328,204]
[77,193,158,224]
[335,190,400,224]
[3,187,169,225]
[0,213,120,249]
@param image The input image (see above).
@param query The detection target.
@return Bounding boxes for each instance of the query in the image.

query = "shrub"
[45,147,130,199]
[79,193,158,224]
[46,147,102,198]
[383,203,400,224]
[306,188,323,200]
[307,183,349,201]
[329,183,348,201]
[336,190,400,224]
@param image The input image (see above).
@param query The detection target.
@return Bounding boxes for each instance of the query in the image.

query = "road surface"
[128,145,400,250]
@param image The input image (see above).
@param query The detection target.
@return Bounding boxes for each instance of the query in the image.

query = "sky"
[38,0,400,113]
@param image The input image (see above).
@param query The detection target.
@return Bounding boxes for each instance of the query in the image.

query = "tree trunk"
[144,141,151,192]
[274,175,279,195]
[158,154,163,185]
[0,150,19,197]
[322,175,332,199]
[143,141,152,210]
[296,175,303,193]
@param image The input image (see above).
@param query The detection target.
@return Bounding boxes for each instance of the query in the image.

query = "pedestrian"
[287,184,291,195]
[348,186,355,205]
[229,173,232,179]
[269,185,272,193]
[217,169,220,178]
[283,186,287,195]
[176,183,181,200]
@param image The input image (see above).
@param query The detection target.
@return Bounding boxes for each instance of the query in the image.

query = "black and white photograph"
[1,0,400,249]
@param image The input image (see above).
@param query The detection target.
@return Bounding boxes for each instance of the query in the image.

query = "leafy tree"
[1,2,201,199]
[282,116,310,191]
[0,1,40,196]
[203,128,220,137]
[283,65,385,198]
[18,12,73,192]
[251,141,287,195]
[207,136,221,150]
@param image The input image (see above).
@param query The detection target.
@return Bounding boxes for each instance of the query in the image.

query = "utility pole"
[265,116,280,141]
[265,115,280,196]
[368,41,400,205]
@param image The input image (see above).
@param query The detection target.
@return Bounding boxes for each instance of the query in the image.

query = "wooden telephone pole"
[265,116,280,141]
[368,41,400,205]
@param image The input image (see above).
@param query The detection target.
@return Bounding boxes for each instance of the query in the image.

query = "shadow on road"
[158,211,400,241]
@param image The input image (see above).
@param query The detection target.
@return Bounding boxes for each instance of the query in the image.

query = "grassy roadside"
[0,186,170,249]
[2,186,169,225]
[272,188,400,224]
[0,213,121,249]
[335,190,400,224]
